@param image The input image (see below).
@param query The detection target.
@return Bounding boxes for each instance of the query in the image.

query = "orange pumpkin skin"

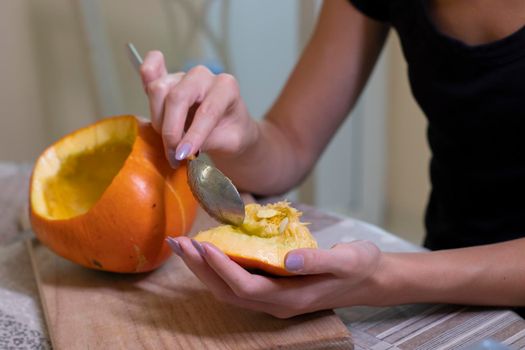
[29,115,197,273]
[230,255,293,276]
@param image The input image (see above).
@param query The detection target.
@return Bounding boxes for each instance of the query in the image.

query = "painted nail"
[285,253,304,272]
[175,142,192,161]
[191,239,206,257]
[166,237,183,257]
[167,149,180,168]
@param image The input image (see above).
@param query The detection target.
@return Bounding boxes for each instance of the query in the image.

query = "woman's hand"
[166,237,385,318]
[140,51,258,167]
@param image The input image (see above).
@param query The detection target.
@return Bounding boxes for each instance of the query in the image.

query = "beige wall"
[1,0,107,161]
[0,0,185,162]
[1,2,431,243]
[0,1,49,161]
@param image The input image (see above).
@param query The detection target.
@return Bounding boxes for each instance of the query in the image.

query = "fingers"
[197,241,337,316]
[160,66,215,162]
[170,237,237,298]
[162,70,239,162]
[199,241,278,300]
[284,240,381,276]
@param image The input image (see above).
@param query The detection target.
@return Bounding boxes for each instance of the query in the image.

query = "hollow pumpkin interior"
[31,116,137,220]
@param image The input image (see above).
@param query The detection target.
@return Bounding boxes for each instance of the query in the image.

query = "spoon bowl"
[187,158,245,226]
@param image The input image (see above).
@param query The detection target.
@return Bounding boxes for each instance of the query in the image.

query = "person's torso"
[350,0,525,249]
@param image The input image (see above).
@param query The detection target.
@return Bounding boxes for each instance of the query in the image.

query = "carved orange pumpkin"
[29,115,197,273]
[195,202,317,276]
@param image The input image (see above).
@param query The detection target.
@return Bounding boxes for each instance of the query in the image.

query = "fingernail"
[176,142,192,161]
[191,239,206,256]
[285,253,304,272]
[167,149,180,168]
[166,237,183,257]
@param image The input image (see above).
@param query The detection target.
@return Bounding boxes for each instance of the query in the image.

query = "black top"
[349,0,525,250]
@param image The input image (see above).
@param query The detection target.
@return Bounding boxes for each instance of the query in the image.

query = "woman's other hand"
[167,237,386,318]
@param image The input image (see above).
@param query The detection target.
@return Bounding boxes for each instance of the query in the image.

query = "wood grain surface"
[27,206,353,350]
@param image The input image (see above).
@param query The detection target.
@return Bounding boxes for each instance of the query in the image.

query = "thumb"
[140,51,168,90]
[284,240,380,276]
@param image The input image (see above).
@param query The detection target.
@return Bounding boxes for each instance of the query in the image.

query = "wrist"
[363,252,402,306]
[367,251,458,306]
[239,117,262,158]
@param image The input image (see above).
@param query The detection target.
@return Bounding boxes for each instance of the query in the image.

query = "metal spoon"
[126,43,245,226]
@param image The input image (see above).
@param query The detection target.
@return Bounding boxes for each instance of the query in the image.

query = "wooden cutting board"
[27,206,353,350]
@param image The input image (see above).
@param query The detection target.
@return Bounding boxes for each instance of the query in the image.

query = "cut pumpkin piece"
[194,201,317,276]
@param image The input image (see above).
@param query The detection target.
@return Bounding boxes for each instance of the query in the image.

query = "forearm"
[374,238,525,307]
[211,0,389,195]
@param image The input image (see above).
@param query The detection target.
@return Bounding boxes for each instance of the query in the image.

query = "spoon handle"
[126,43,143,73]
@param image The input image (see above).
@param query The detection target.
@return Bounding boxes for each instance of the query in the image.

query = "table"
[1,162,524,350]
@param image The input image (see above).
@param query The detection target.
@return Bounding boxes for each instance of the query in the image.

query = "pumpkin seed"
[279,217,289,234]
[256,208,279,219]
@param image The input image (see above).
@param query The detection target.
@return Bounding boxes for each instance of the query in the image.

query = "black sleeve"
[348,0,390,22]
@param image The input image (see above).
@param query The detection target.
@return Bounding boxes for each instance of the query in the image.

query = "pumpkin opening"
[31,116,138,220]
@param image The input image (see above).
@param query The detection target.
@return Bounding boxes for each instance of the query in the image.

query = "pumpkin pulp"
[31,117,137,221]
[43,142,132,219]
